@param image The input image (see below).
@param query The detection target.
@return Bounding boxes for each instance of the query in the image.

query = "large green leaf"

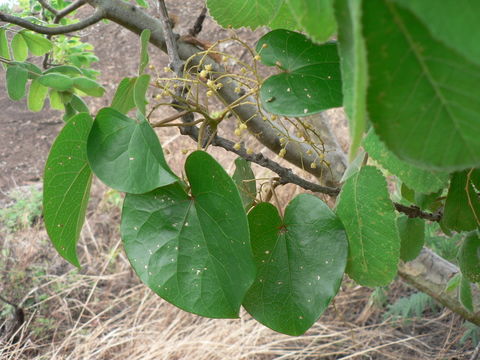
[364,130,449,194]
[28,78,49,112]
[393,0,480,66]
[133,74,150,115]
[232,157,256,210]
[243,195,347,335]
[443,171,480,232]
[257,29,342,116]
[334,0,367,159]
[43,113,94,267]
[335,166,400,286]
[286,0,336,43]
[111,77,137,114]
[397,216,424,262]
[207,0,281,29]
[44,65,83,77]
[11,33,28,61]
[21,31,52,56]
[6,65,28,100]
[121,151,256,318]
[362,0,480,171]
[458,232,480,283]
[87,107,177,193]
[139,29,150,75]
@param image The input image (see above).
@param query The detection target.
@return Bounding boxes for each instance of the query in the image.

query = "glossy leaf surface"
[256,29,342,116]
[243,196,347,335]
[121,151,256,318]
[43,113,94,267]
[336,166,400,286]
[87,108,177,194]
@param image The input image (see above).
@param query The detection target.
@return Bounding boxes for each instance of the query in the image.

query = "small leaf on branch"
[459,276,474,313]
[38,73,74,91]
[335,166,400,286]
[256,29,342,116]
[133,74,150,115]
[87,107,177,194]
[11,32,28,61]
[43,113,94,267]
[21,31,52,56]
[111,77,138,114]
[139,29,150,74]
[6,65,28,100]
[397,216,425,262]
[458,232,480,283]
[28,78,49,112]
[0,29,11,63]
[121,151,256,318]
[243,195,348,335]
[443,171,480,232]
[232,157,256,210]
[72,77,105,97]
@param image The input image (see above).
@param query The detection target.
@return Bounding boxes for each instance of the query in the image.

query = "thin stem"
[0,9,105,35]
[157,0,182,75]
[151,110,190,127]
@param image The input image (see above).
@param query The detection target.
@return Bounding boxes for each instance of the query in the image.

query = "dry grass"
[0,181,472,360]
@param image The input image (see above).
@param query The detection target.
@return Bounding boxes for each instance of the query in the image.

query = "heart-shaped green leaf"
[397,216,424,262]
[43,113,94,267]
[443,171,480,232]
[363,0,480,171]
[243,195,347,335]
[87,107,177,194]
[364,130,449,194]
[335,166,400,286]
[460,276,474,313]
[121,151,256,318]
[256,29,342,116]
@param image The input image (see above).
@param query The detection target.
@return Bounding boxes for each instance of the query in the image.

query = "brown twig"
[188,6,207,37]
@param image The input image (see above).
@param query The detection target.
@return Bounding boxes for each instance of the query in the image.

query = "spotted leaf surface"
[256,29,342,116]
[43,113,93,267]
[121,151,256,318]
[243,195,347,335]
